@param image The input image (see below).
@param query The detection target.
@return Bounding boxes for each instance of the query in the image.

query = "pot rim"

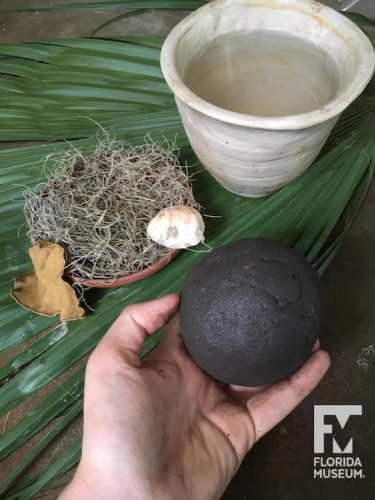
[160,0,375,131]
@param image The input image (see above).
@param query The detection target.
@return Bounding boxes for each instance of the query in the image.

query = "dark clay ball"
[180,238,322,386]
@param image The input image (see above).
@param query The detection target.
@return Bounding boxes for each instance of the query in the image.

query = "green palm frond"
[0,13,374,499]
[0,37,180,140]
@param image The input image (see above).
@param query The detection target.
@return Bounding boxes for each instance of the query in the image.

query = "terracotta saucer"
[65,249,179,289]
[35,163,191,289]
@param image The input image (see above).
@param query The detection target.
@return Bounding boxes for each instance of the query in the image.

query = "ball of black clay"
[180,238,322,386]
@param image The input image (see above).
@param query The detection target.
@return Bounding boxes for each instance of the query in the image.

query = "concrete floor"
[0,1,374,499]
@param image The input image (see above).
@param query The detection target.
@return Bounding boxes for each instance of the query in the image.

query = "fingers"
[312,339,320,351]
[247,349,330,442]
[228,340,321,403]
[101,293,180,366]
[227,384,269,403]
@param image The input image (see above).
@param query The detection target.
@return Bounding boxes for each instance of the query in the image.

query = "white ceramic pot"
[160,0,375,197]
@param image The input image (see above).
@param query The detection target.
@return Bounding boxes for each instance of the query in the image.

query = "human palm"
[61,294,329,500]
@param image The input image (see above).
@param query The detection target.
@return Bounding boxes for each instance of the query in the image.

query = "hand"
[61,294,330,500]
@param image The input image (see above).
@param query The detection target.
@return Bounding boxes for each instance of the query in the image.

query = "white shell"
[161,0,375,197]
[147,206,205,249]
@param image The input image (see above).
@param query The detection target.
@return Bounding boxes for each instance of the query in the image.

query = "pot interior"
[173,0,368,118]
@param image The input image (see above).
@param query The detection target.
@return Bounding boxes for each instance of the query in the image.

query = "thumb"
[102,293,180,366]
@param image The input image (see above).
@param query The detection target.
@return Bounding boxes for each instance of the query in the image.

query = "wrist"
[59,463,157,500]
[59,466,102,500]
